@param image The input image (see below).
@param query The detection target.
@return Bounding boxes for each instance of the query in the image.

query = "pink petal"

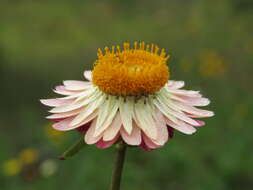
[96,135,119,149]
[187,110,214,118]
[164,106,200,126]
[85,119,103,144]
[52,110,98,131]
[176,96,210,106]
[152,111,168,146]
[171,100,214,118]
[53,86,77,96]
[103,113,122,141]
[40,98,74,107]
[193,120,205,127]
[76,121,92,134]
[139,141,152,151]
[49,90,99,113]
[142,133,162,149]
[52,117,74,131]
[168,88,202,98]
[49,100,86,114]
[48,118,67,122]
[164,117,196,134]
[46,107,84,119]
[120,123,141,146]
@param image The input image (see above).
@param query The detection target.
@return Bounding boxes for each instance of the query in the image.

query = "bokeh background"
[1,0,253,189]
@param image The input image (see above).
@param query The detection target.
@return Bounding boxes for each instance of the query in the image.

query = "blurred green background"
[1,0,253,189]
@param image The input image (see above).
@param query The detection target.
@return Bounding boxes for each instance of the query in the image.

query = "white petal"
[134,99,157,140]
[156,93,200,126]
[166,87,202,98]
[94,96,119,137]
[103,112,122,141]
[84,70,92,81]
[71,110,98,129]
[153,98,181,125]
[49,90,101,113]
[119,97,134,134]
[167,80,185,89]
[58,87,97,100]
[70,94,106,126]
[170,100,214,118]
[74,87,98,102]
[63,80,92,91]
[177,96,210,107]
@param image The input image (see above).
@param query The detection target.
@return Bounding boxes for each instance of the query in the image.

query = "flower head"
[93,42,169,96]
[41,42,214,150]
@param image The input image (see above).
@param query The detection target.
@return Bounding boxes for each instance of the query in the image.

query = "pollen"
[92,42,170,96]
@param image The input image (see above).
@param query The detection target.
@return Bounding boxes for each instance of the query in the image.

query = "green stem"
[110,142,127,190]
[59,137,86,160]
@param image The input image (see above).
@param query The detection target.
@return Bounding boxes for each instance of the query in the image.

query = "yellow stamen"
[92,42,170,96]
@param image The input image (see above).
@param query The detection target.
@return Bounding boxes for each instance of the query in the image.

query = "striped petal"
[134,100,157,140]
[85,119,103,144]
[58,87,97,101]
[40,98,73,107]
[156,93,200,126]
[94,96,119,137]
[49,90,102,113]
[167,89,201,98]
[142,133,161,149]
[177,96,210,107]
[167,81,185,89]
[70,94,105,126]
[164,117,196,134]
[52,117,74,131]
[52,110,98,131]
[119,97,134,134]
[103,112,122,141]
[171,100,214,117]
[96,135,119,149]
[151,110,168,146]
[120,122,141,146]
[53,86,77,96]
[46,107,84,119]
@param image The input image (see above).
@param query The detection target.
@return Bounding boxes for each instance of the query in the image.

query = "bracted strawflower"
[41,42,214,190]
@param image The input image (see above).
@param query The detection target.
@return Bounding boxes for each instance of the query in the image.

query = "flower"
[19,148,39,165]
[2,159,22,176]
[41,42,214,150]
[39,159,58,177]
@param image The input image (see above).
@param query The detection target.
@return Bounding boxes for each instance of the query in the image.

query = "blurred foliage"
[1,0,253,189]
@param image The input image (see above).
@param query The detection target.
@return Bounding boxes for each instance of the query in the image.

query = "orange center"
[92,42,170,96]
